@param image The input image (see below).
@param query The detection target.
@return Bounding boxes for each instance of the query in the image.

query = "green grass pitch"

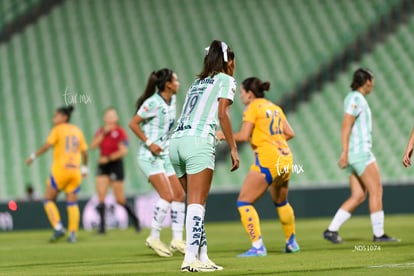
[0,214,413,275]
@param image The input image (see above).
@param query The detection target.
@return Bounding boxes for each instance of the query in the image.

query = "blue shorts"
[346,151,376,177]
[137,154,176,179]
[169,135,216,178]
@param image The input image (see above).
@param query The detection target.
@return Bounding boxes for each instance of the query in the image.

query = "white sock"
[150,198,170,239]
[328,208,351,231]
[184,204,205,263]
[171,201,185,241]
[55,222,63,231]
[252,238,264,249]
[198,221,210,263]
[370,210,384,237]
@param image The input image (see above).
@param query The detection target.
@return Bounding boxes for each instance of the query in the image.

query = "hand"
[98,156,110,164]
[337,151,348,169]
[149,144,163,156]
[25,153,36,166]
[103,124,115,134]
[230,148,239,172]
[81,166,88,178]
[216,130,225,141]
[25,157,33,166]
[402,146,413,168]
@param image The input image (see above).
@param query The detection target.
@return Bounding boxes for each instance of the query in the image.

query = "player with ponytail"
[129,68,186,257]
[218,77,300,256]
[25,105,88,243]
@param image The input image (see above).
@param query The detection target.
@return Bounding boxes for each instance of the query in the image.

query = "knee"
[351,193,366,205]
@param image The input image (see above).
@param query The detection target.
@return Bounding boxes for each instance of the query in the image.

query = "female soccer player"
[402,127,414,167]
[90,107,140,234]
[169,40,239,272]
[129,68,186,257]
[324,68,398,243]
[25,105,88,243]
[218,77,300,256]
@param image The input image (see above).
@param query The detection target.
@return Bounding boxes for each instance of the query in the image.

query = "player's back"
[247,98,289,153]
[48,123,87,172]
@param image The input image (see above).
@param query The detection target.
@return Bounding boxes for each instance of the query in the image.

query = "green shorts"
[346,151,376,177]
[137,154,176,179]
[169,135,216,178]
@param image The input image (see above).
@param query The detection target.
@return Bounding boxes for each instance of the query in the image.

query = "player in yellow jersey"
[218,77,299,256]
[25,105,88,243]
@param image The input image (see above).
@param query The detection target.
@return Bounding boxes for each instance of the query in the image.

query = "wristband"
[145,139,153,147]
[30,153,36,161]
[81,166,88,175]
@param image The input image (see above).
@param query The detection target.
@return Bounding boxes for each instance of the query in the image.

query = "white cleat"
[170,239,186,254]
[145,236,172,257]
[200,259,223,271]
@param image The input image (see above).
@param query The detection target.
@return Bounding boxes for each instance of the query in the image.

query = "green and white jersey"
[344,91,372,154]
[172,73,236,138]
[136,93,176,157]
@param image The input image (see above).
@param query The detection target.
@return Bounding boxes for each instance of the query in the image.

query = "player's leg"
[324,173,365,243]
[65,180,80,243]
[270,179,299,253]
[236,170,268,257]
[142,172,175,257]
[167,173,186,254]
[95,175,110,234]
[360,161,399,242]
[44,174,65,242]
[183,168,221,271]
[111,160,141,232]
[112,180,140,232]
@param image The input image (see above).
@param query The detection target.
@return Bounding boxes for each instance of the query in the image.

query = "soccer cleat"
[237,245,267,257]
[373,234,400,242]
[181,261,201,272]
[284,234,300,253]
[67,232,77,243]
[323,229,343,244]
[200,259,223,271]
[169,239,186,254]
[49,228,66,243]
[145,236,172,257]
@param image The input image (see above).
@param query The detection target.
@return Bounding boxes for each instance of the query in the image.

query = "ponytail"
[198,40,235,79]
[242,77,271,98]
[56,105,75,122]
[135,68,174,112]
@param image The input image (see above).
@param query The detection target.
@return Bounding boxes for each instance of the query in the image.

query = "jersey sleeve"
[46,127,58,145]
[243,103,256,124]
[278,107,287,122]
[118,127,129,146]
[344,94,362,117]
[217,75,236,102]
[137,98,158,119]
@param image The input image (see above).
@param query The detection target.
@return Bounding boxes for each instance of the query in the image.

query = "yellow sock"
[67,203,80,233]
[276,202,295,241]
[44,200,61,229]
[238,204,262,243]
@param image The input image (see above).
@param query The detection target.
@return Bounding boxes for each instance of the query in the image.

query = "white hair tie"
[204,41,229,62]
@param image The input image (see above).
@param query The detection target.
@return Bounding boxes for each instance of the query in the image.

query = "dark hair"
[135,68,174,110]
[56,105,74,122]
[198,40,235,79]
[242,77,271,98]
[350,68,374,90]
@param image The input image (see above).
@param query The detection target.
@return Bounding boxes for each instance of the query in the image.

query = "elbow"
[285,132,295,141]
